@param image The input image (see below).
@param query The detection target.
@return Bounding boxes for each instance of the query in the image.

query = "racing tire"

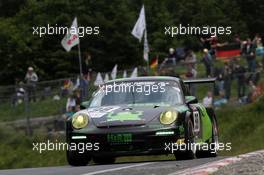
[196,116,219,158]
[66,149,91,166]
[174,117,195,160]
[93,156,116,164]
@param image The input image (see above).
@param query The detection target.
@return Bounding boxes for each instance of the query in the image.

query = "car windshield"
[89,80,183,107]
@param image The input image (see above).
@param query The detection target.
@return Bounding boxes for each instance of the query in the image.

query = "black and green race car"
[66,76,219,166]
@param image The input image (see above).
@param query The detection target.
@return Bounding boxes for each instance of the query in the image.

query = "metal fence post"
[24,90,33,136]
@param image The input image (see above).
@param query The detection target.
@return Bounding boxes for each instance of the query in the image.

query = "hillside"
[217,96,264,155]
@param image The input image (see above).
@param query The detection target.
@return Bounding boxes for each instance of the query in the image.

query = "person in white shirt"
[203,91,213,108]
[25,67,38,102]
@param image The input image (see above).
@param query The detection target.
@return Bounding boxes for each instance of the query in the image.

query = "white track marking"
[168,149,264,175]
[81,162,153,175]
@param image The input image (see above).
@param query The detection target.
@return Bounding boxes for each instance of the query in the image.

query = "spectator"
[253,34,264,66]
[234,63,246,100]
[214,67,224,95]
[200,36,211,51]
[202,48,213,77]
[168,48,176,65]
[185,64,197,96]
[25,67,38,102]
[247,80,257,103]
[223,63,233,100]
[209,36,218,59]
[12,81,25,105]
[202,91,213,108]
[243,38,256,72]
[234,34,241,44]
[61,79,74,97]
[253,33,262,48]
[214,91,228,107]
[80,74,89,101]
[253,63,263,84]
[66,94,76,112]
[201,36,227,59]
[185,49,197,68]
[74,90,81,107]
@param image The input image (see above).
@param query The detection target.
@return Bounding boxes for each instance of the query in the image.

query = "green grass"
[0,97,66,122]
[217,96,264,156]
[0,125,66,169]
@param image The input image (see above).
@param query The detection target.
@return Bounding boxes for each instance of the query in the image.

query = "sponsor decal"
[107,111,143,122]
[193,111,200,132]
[87,106,120,118]
[107,133,132,144]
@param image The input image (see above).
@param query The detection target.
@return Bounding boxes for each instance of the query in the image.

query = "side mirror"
[185,96,198,104]
[80,100,90,110]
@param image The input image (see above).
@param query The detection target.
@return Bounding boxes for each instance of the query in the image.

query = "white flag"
[123,70,127,78]
[104,73,109,82]
[143,30,149,62]
[130,67,138,78]
[61,17,79,52]
[111,64,118,79]
[94,72,104,86]
[73,76,80,90]
[131,5,146,41]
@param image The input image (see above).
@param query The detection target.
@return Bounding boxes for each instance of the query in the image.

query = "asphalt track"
[0,157,225,175]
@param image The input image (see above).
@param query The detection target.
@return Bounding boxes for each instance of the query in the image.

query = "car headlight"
[160,110,178,125]
[72,113,89,129]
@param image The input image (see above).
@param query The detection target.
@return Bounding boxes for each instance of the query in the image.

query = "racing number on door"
[193,111,200,132]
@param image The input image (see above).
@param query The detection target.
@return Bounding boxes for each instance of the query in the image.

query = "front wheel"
[174,117,195,160]
[66,149,91,166]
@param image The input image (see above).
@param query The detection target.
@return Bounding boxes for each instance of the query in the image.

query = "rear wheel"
[196,117,218,158]
[174,117,195,160]
[93,156,116,164]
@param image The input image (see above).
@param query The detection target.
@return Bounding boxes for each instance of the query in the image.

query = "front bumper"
[67,126,183,156]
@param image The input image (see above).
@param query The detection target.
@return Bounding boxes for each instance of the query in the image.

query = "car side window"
[180,80,190,96]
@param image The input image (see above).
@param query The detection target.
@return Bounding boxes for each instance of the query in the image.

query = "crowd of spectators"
[9,34,264,111]
[162,34,263,108]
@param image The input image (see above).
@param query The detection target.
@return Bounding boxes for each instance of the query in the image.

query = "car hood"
[78,104,187,128]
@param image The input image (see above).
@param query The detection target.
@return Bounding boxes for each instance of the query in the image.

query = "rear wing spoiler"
[183,78,216,84]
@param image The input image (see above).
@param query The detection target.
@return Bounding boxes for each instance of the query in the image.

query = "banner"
[94,72,104,86]
[216,43,241,60]
[111,64,118,79]
[61,17,79,52]
[104,73,109,82]
[150,57,158,69]
[123,70,127,78]
[131,5,146,41]
[130,67,138,78]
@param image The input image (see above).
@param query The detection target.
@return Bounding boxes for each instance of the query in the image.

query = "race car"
[66,76,219,166]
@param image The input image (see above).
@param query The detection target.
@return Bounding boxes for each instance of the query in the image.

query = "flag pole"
[77,41,83,76]
[144,30,149,74]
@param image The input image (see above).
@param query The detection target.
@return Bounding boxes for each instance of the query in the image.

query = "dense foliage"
[0,0,263,84]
